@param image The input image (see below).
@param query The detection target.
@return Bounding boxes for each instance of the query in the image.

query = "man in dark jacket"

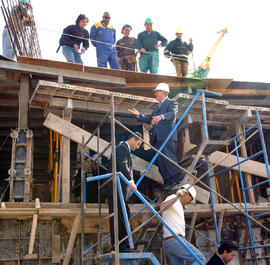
[207,241,238,265]
[59,14,89,64]
[129,83,179,188]
[164,27,193,77]
[107,132,147,252]
[116,24,137,71]
[136,18,167,74]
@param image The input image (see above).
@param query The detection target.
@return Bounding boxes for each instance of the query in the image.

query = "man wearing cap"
[90,12,120,69]
[161,184,206,265]
[128,83,179,188]
[164,28,193,77]
[136,18,167,74]
[116,24,137,71]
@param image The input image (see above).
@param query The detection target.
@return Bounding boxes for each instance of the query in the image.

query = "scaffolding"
[79,90,270,264]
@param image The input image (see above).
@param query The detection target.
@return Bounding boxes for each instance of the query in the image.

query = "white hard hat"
[181,184,196,200]
[153,83,170,93]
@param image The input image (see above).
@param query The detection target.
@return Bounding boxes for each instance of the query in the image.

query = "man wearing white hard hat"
[128,83,179,188]
[161,184,206,265]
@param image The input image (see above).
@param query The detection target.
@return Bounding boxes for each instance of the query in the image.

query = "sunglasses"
[104,16,111,19]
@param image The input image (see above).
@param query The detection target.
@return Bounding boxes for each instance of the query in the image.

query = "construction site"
[1,0,270,264]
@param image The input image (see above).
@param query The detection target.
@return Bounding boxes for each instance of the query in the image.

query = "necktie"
[144,130,150,150]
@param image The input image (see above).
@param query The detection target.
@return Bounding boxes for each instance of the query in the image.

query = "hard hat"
[176,27,183,34]
[122,24,132,32]
[20,0,29,4]
[180,184,196,200]
[153,83,170,93]
[145,17,153,24]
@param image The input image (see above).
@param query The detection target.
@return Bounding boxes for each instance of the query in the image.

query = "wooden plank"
[18,74,29,128]
[233,121,255,203]
[52,234,61,264]
[187,212,198,241]
[62,212,81,265]
[208,151,269,179]
[0,60,126,86]
[43,113,164,184]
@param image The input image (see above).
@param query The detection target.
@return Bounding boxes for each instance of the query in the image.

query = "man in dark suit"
[119,123,155,198]
[107,132,147,252]
[129,83,179,188]
[207,241,238,265]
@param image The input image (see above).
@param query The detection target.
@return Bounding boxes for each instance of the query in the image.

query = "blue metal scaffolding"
[79,91,270,264]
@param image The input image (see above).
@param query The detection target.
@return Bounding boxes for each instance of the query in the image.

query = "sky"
[1,0,270,82]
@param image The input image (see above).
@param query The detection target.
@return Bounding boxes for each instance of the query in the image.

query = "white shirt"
[162,194,185,238]
[124,141,131,153]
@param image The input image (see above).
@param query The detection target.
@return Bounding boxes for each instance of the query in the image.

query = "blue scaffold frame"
[80,91,270,263]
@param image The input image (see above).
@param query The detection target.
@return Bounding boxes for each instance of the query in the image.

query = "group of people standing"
[59,12,194,77]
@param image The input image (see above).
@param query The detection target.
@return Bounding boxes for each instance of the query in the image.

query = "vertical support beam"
[52,234,61,264]
[63,212,81,265]
[233,121,255,203]
[18,74,30,128]
[187,212,198,241]
[62,99,73,203]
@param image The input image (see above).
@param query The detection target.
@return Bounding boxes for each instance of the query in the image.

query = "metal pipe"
[87,173,112,182]
[238,244,270,251]
[228,123,257,143]
[244,179,269,191]
[110,95,120,265]
[252,211,270,219]
[97,128,102,254]
[81,136,85,265]
[206,159,220,246]
[234,139,254,246]
[116,174,134,249]
[83,152,108,171]
[201,91,209,140]
[256,110,270,186]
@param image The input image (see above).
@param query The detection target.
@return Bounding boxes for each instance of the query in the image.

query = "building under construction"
[1,1,270,265]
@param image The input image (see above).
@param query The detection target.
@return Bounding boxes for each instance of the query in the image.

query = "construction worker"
[2,0,32,60]
[90,12,120,69]
[116,24,137,71]
[136,18,167,74]
[161,184,206,265]
[164,28,193,77]
[207,241,238,265]
[59,14,89,64]
[106,133,148,252]
[128,83,179,188]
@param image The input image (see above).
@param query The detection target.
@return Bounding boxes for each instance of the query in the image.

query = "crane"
[193,28,228,78]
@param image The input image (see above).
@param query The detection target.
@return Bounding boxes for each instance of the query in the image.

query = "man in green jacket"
[136,18,167,74]
[164,27,193,77]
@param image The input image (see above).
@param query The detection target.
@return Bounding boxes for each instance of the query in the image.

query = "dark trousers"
[155,140,179,187]
[120,58,136,71]
[108,193,131,251]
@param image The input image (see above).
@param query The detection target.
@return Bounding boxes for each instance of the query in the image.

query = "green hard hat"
[20,0,29,4]
[145,17,153,24]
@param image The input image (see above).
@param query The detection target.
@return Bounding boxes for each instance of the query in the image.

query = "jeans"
[2,27,16,60]
[62,46,83,64]
[163,237,206,265]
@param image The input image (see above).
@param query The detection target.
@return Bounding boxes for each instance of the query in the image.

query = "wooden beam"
[18,74,29,128]
[187,212,198,241]
[62,104,72,203]
[0,60,126,86]
[62,212,81,265]
[52,234,61,264]
[233,121,255,203]
[208,151,269,179]
[43,113,164,184]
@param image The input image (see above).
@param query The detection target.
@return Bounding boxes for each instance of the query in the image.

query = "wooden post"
[62,100,73,203]
[18,74,30,128]
[187,212,198,241]
[63,212,81,265]
[233,121,255,203]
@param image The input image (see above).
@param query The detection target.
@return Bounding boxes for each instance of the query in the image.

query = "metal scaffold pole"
[110,94,120,265]
[81,136,85,265]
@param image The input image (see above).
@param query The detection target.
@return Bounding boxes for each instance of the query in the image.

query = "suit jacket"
[118,125,155,162]
[137,98,178,143]
[105,142,140,197]
[206,253,226,265]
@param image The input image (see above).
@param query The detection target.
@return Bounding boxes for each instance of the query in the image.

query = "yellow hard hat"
[176,27,183,34]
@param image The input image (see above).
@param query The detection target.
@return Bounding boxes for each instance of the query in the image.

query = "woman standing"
[59,14,89,64]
